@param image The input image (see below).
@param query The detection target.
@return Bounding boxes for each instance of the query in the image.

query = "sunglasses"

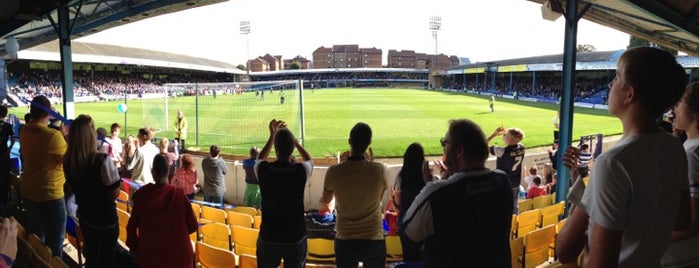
[440,138,450,147]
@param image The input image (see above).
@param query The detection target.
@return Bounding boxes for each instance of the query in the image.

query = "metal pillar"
[557,0,592,208]
[57,5,75,119]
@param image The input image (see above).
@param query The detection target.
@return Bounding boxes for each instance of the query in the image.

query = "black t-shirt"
[415,170,513,267]
[257,161,308,243]
[492,144,526,186]
[66,153,122,228]
[0,121,13,154]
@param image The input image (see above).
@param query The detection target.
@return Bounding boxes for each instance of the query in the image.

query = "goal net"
[157,80,304,155]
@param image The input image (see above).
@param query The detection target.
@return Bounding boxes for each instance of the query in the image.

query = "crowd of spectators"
[449,75,610,104]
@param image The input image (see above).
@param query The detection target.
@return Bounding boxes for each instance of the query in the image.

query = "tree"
[236,64,246,71]
[628,36,678,55]
[576,44,596,53]
[289,61,301,70]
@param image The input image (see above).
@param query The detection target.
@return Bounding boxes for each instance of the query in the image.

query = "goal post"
[159,79,304,155]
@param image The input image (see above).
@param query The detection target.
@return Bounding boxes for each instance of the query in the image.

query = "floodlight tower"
[429,16,441,70]
[240,20,251,79]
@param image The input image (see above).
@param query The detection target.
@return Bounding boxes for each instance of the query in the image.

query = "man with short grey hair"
[202,144,227,207]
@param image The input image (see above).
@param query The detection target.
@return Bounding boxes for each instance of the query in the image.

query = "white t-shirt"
[575,130,688,267]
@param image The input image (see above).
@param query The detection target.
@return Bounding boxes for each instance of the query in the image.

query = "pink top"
[170,168,197,195]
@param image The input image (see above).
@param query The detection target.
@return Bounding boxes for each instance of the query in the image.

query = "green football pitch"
[12,88,622,158]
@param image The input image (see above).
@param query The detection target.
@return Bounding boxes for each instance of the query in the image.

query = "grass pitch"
[13,88,622,158]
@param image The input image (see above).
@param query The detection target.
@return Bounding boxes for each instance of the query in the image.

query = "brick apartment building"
[247,53,283,72]
[312,45,383,69]
[388,49,459,70]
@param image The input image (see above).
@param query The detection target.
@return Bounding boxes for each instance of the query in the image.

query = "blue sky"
[77,0,631,66]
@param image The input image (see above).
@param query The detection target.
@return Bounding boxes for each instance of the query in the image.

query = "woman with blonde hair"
[171,153,198,200]
[64,114,122,267]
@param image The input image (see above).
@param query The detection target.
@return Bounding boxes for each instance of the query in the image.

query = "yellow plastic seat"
[227,211,254,228]
[532,194,552,209]
[518,199,534,213]
[511,214,518,240]
[306,238,335,263]
[65,215,84,266]
[542,202,565,227]
[510,236,524,268]
[191,202,202,219]
[253,215,262,229]
[116,208,130,244]
[50,255,70,268]
[201,206,227,224]
[522,225,556,268]
[196,241,236,268]
[385,236,403,263]
[238,254,258,268]
[28,233,52,262]
[232,226,260,256]
[199,222,232,251]
[516,209,542,238]
[232,206,258,218]
[116,190,129,212]
[553,218,568,261]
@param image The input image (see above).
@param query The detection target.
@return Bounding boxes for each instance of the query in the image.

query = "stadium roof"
[448,50,623,70]
[19,40,246,74]
[0,0,226,56]
[527,0,699,57]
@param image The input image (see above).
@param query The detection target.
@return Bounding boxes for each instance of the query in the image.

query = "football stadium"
[1,0,699,267]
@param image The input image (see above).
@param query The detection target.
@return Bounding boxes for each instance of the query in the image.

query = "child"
[527,176,546,199]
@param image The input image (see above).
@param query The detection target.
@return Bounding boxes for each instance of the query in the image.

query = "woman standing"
[64,115,122,268]
[126,154,198,268]
[394,143,433,262]
[171,154,198,200]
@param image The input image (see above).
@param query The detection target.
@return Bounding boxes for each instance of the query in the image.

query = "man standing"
[174,110,188,153]
[487,126,525,213]
[0,105,15,206]
[20,95,67,257]
[403,119,513,267]
[255,119,313,268]
[320,122,388,268]
[125,127,159,186]
[202,145,227,207]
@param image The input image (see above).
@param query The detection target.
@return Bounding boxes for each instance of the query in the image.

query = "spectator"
[96,127,110,154]
[577,144,592,178]
[547,139,560,171]
[0,106,15,206]
[158,138,178,180]
[125,127,159,185]
[64,114,122,267]
[526,176,546,199]
[174,110,188,152]
[19,95,67,257]
[243,146,261,208]
[662,81,699,266]
[522,165,539,191]
[393,142,431,262]
[126,154,198,268]
[201,145,228,207]
[556,47,689,267]
[403,119,513,267]
[170,154,198,200]
[486,126,525,213]
[105,123,123,167]
[255,119,313,268]
[319,122,388,268]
